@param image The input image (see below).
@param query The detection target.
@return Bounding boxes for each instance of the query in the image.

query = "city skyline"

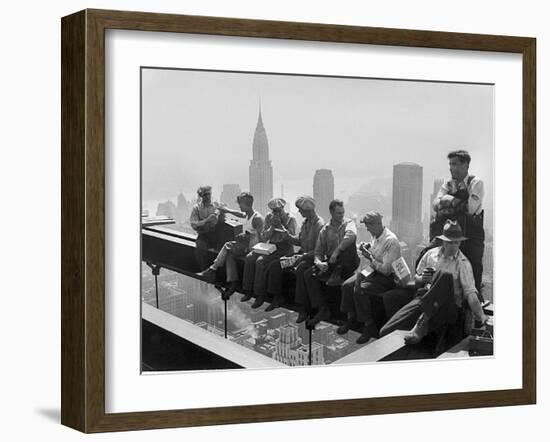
[141,68,494,223]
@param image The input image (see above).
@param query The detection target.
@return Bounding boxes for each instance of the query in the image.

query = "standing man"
[299,199,359,326]
[264,196,325,312]
[338,212,402,344]
[432,150,485,294]
[189,185,219,270]
[196,192,264,299]
[380,220,488,345]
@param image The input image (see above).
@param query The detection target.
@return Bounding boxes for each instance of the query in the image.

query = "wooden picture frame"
[61,9,536,433]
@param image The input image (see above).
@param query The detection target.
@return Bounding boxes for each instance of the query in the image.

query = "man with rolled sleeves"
[337,211,402,344]
[431,150,485,295]
[299,199,359,327]
[264,196,325,312]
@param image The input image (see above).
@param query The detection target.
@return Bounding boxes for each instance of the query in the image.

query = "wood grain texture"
[61,10,86,432]
[60,8,537,433]
[522,38,536,404]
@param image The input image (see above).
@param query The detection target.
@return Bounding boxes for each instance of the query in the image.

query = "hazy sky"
[141,68,493,217]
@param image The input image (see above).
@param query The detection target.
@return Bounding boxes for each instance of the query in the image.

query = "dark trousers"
[380,271,459,337]
[382,287,416,320]
[460,238,484,292]
[266,255,313,302]
[242,244,293,298]
[195,232,216,270]
[294,258,314,311]
[300,259,358,311]
[340,272,396,325]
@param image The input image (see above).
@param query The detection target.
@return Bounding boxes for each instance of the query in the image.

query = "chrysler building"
[249,102,273,212]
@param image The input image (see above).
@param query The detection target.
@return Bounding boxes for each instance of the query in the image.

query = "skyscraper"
[313,169,334,222]
[249,103,273,213]
[390,163,423,266]
[272,324,324,366]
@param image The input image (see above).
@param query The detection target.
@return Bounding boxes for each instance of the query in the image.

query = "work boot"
[222,282,238,301]
[356,322,379,345]
[404,313,430,345]
[306,306,331,327]
[326,265,344,286]
[265,296,283,312]
[196,267,217,283]
[251,296,265,309]
[337,318,358,335]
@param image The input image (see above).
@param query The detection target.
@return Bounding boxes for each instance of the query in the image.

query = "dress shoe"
[356,323,378,345]
[307,306,331,327]
[265,302,279,312]
[240,293,253,302]
[337,320,358,335]
[404,313,430,345]
[296,311,309,324]
[251,297,265,309]
[196,267,217,283]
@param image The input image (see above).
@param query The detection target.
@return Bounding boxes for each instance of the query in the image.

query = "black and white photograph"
[140,67,495,371]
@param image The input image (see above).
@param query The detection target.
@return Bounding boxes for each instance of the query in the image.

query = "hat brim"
[436,234,468,242]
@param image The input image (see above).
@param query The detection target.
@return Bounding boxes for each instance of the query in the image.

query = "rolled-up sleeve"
[190,206,200,230]
[314,230,327,263]
[415,250,430,276]
[468,178,484,215]
[338,220,357,251]
[459,259,478,300]
[286,217,298,236]
[432,182,449,210]
[375,239,402,276]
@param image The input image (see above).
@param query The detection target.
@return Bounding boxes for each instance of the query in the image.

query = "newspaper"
[391,256,412,285]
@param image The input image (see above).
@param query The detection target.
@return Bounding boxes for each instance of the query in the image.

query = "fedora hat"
[436,219,468,242]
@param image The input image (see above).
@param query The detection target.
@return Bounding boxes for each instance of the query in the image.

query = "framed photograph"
[61,9,536,433]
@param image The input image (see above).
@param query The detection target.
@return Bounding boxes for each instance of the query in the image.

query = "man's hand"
[421,267,435,284]
[329,249,340,264]
[316,262,329,274]
[271,215,282,228]
[440,194,455,206]
[205,213,218,223]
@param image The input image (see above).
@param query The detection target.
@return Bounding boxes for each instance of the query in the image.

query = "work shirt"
[416,246,477,306]
[242,211,264,249]
[262,212,297,245]
[314,218,357,261]
[290,215,325,254]
[433,175,484,215]
[367,227,401,276]
[190,201,218,234]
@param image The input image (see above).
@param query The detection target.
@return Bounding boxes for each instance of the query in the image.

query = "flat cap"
[267,197,287,210]
[197,185,212,197]
[361,211,383,224]
[295,195,316,210]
